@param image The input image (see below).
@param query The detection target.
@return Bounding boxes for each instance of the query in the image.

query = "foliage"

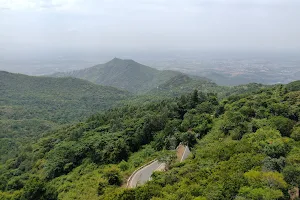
[0,71,130,163]
[1,80,300,200]
[102,167,122,186]
[291,126,300,141]
[52,58,182,94]
[285,80,300,92]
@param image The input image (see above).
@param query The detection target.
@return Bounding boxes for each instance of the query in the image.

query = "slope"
[1,83,299,200]
[0,71,130,161]
[52,58,182,93]
[148,73,267,99]
[150,74,218,96]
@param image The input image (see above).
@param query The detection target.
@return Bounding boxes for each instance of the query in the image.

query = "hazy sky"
[0,0,300,56]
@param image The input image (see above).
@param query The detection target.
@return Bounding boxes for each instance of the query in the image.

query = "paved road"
[180,146,191,162]
[128,160,164,188]
[127,145,191,188]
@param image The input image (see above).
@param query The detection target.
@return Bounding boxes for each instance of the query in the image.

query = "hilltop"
[150,74,217,96]
[52,58,195,93]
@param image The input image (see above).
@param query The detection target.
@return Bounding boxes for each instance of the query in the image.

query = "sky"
[0,0,300,58]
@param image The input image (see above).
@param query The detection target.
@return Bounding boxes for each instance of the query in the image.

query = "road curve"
[127,160,163,188]
[127,145,191,188]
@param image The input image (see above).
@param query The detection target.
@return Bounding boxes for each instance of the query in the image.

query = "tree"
[285,80,300,92]
[238,186,284,200]
[97,179,108,195]
[244,170,287,189]
[21,177,46,200]
[134,184,162,200]
[6,176,24,190]
[283,165,300,187]
[196,102,214,114]
[177,131,197,147]
[117,189,136,200]
[157,151,176,170]
[192,89,199,106]
[269,116,295,137]
[109,138,130,163]
[102,166,122,186]
[177,95,189,119]
[262,156,285,172]
[119,160,129,171]
[291,127,300,141]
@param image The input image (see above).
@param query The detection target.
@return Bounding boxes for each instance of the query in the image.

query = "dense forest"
[0,70,264,164]
[1,80,299,200]
[0,71,130,162]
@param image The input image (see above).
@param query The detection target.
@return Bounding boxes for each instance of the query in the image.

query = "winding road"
[127,145,191,188]
[127,160,164,188]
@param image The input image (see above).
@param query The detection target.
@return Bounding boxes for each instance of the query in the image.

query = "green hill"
[286,80,300,91]
[149,73,267,99]
[52,58,184,93]
[150,74,218,96]
[1,83,299,200]
[0,71,130,161]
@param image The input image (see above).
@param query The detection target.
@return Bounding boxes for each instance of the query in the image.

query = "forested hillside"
[130,82,300,200]
[51,58,266,98]
[52,58,200,93]
[149,73,266,98]
[1,80,299,200]
[0,71,130,162]
[150,74,217,95]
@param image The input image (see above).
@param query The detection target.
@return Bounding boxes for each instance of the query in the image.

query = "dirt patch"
[289,187,299,200]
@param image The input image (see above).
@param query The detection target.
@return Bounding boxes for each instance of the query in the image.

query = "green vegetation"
[52,58,266,97]
[0,80,299,200]
[150,74,217,96]
[286,80,300,92]
[0,88,219,199]
[150,73,267,98]
[0,71,130,162]
[0,67,265,165]
[2,66,300,200]
[120,82,300,200]
[52,58,206,94]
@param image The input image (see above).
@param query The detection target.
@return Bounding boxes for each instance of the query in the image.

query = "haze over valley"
[1,51,299,86]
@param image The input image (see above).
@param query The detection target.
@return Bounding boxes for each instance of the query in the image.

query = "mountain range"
[52,58,209,94]
[0,59,270,164]
[1,56,300,200]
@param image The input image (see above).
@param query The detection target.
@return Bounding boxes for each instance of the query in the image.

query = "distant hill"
[148,73,267,98]
[0,71,130,138]
[196,72,257,86]
[286,80,300,91]
[52,58,184,93]
[196,71,296,86]
[0,71,131,161]
[150,74,218,96]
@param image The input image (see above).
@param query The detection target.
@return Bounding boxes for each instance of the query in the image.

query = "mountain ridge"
[51,58,208,93]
